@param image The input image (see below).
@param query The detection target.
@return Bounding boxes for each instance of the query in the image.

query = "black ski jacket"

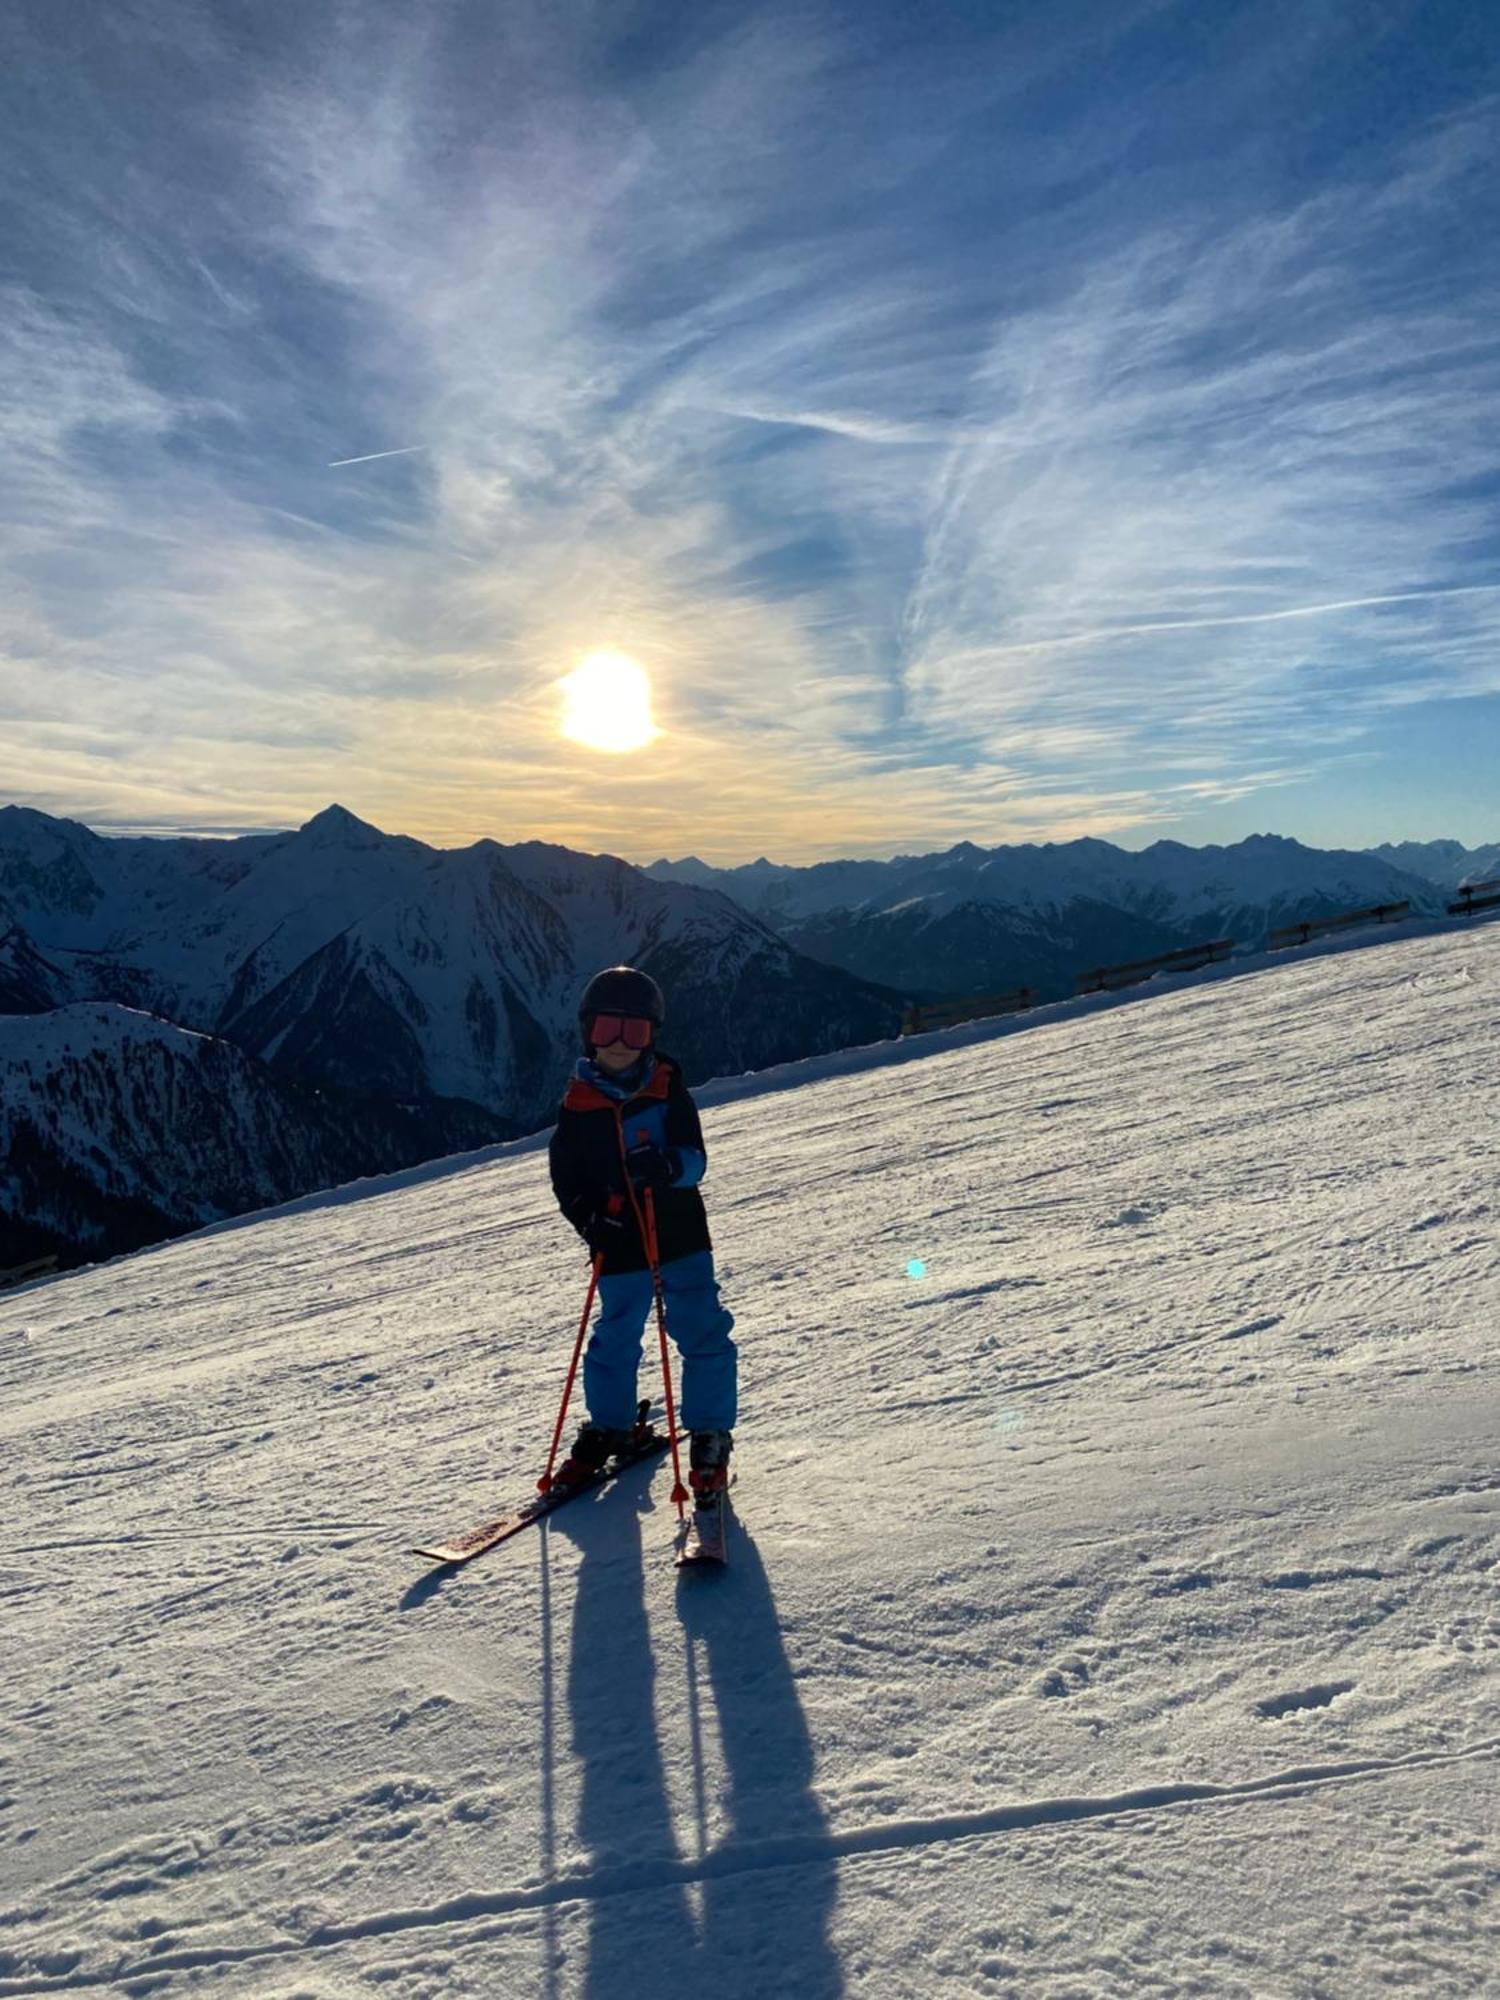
[548,1051,713,1276]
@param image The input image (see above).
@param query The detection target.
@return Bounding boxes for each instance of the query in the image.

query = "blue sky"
[2,0,1497,862]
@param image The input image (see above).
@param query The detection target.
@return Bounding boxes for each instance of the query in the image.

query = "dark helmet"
[577,965,665,1053]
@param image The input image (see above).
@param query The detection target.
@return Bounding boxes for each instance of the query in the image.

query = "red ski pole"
[537,1250,604,1494]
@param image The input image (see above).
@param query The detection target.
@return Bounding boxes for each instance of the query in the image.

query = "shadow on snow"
[541,1482,842,2000]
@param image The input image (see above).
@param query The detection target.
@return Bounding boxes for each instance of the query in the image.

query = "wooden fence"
[901,987,1035,1036]
[1448,881,1500,919]
[904,883,1482,1041]
[1267,900,1411,951]
[1075,938,1233,997]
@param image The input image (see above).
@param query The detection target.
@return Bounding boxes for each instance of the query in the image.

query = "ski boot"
[612,1398,659,1466]
[550,1420,624,1494]
[680,1429,734,1566]
[688,1427,733,1502]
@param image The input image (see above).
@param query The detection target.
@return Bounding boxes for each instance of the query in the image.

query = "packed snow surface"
[2,925,1497,1997]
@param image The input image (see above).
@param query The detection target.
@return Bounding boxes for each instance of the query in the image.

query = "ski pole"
[614,1135,690,1519]
[537,1250,604,1493]
[642,1186,690,1515]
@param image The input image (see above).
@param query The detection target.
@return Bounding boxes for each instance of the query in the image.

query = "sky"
[2,0,1498,865]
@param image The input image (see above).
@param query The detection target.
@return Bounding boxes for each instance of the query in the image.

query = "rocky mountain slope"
[0,1002,498,1273]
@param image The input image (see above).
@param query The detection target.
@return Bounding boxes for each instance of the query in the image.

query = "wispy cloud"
[328,445,430,468]
[938,585,1500,660]
[0,2,1496,859]
[901,100,1500,811]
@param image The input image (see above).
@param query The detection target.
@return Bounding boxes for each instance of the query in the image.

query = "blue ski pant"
[584,1249,737,1433]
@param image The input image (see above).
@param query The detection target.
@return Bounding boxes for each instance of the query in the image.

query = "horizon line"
[3,801,1494,871]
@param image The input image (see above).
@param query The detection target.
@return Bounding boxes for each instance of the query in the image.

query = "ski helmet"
[577,965,665,1053]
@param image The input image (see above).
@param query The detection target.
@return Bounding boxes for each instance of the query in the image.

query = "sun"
[559,649,659,754]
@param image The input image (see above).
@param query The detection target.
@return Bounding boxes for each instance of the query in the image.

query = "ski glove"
[624,1141,679,1190]
[582,1205,628,1253]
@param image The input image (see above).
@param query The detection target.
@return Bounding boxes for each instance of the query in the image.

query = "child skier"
[547,965,737,1523]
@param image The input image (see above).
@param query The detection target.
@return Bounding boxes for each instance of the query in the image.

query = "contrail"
[327,445,430,469]
[963,583,1500,659]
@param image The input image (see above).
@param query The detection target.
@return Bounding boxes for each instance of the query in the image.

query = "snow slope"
[2,924,1497,1997]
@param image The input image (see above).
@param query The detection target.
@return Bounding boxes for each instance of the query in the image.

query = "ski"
[413,1432,670,1567]
[676,1492,730,1569]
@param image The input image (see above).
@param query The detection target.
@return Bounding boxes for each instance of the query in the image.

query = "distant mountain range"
[3,804,1495,1278]
[1366,839,1500,887]
[647,832,1499,1001]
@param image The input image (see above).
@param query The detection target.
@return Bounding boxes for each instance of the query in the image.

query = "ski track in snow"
[1,924,1497,1998]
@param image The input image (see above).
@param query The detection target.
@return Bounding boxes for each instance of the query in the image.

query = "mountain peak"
[0,804,100,849]
[295,805,386,849]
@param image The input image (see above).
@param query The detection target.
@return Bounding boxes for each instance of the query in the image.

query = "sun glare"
[559,650,659,754]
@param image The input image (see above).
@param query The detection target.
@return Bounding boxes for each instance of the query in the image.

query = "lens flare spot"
[907,1259,927,1279]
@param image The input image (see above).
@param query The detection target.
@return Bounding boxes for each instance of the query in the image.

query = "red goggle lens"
[588,1012,653,1050]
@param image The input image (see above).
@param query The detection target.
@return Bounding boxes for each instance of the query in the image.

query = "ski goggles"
[586,1012,654,1050]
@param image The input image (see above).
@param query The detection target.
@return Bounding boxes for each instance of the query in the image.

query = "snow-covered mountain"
[648,834,1455,999]
[0,804,900,1088]
[0,804,904,1120]
[3,919,1495,1995]
[0,1002,494,1274]
[0,803,903,1273]
[0,806,902,1128]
